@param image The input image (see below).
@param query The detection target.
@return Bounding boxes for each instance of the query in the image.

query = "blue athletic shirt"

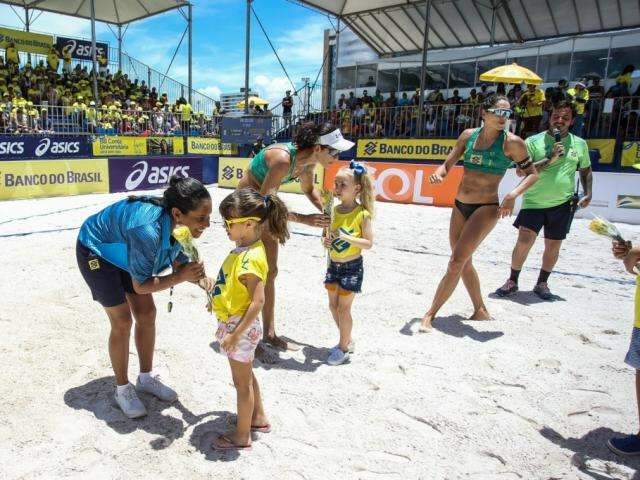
[78,199,187,283]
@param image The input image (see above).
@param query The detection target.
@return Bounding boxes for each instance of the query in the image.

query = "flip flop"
[225,415,272,433]
[212,435,252,451]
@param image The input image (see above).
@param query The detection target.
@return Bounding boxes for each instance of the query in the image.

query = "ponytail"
[219,188,290,245]
[127,175,210,213]
[263,193,289,245]
[345,161,375,217]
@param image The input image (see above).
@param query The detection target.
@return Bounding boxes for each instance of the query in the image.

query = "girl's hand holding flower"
[198,276,215,292]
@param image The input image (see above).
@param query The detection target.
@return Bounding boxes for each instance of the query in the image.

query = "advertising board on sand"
[357,138,456,161]
[323,160,463,206]
[108,157,203,193]
[0,135,90,160]
[0,159,108,200]
[146,136,185,155]
[218,157,324,194]
[92,136,147,157]
[187,137,237,155]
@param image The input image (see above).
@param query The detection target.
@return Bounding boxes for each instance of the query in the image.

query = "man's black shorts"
[76,240,136,308]
[513,200,574,240]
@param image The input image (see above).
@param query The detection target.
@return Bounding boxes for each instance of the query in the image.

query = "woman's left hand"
[304,213,331,228]
[498,194,516,218]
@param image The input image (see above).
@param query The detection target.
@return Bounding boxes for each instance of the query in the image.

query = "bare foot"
[263,335,289,350]
[211,432,251,451]
[469,307,492,321]
[419,313,434,332]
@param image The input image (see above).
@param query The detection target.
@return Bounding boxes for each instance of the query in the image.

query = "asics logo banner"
[125,161,190,190]
[34,138,80,157]
[0,141,25,155]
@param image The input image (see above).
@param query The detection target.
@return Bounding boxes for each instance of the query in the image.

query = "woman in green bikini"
[238,122,354,350]
[420,95,538,331]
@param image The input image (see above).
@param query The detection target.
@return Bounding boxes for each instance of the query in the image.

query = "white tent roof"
[298,0,640,56]
[0,0,189,26]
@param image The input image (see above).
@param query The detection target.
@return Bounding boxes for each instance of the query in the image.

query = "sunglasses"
[487,108,513,119]
[223,216,260,229]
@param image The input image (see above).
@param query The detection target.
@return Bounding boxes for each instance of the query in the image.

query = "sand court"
[1,187,640,479]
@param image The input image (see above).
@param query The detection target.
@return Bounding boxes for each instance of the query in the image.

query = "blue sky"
[0,0,334,103]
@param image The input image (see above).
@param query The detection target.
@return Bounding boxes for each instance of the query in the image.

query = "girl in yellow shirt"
[209,188,289,451]
[322,160,375,365]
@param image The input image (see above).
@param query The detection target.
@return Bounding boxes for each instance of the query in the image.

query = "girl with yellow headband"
[208,188,289,451]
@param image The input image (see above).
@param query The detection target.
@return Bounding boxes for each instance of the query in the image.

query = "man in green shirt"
[496,101,593,300]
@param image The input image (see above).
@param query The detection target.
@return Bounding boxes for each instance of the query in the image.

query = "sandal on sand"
[226,415,272,433]
[212,435,252,451]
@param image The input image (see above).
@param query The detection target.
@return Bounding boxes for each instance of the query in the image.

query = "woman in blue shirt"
[76,176,212,418]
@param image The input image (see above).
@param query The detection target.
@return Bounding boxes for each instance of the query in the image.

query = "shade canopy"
[0,0,189,26]
[479,63,542,85]
[297,0,640,56]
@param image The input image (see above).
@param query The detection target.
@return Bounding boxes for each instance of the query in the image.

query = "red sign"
[323,161,463,207]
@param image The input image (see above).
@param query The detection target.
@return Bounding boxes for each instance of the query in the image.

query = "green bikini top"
[248,142,298,185]
[463,128,513,176]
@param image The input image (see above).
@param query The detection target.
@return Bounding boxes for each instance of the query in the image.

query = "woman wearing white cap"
[239,122,354,352]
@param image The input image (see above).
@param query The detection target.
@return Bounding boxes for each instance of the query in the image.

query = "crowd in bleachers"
[0,42,225,136]
[325,66,640,140]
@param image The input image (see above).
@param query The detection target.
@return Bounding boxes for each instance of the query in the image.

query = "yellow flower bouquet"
[321,189,334,266]
[588,215,625,242]
[171,225,211,312]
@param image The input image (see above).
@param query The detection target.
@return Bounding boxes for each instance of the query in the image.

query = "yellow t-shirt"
[211,240,268,322]
[330,205,371,260]
[522,89,545,117]
[6,47,18,64]
[47,52,59,70]
[567,88,589,115]
[180,103,192,121]
[635,275,640,328]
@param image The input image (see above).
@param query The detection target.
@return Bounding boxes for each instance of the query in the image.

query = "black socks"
[509,268,521,284]
[537,269,551,285]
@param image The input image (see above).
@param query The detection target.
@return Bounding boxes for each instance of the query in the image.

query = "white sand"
[1,187,640,479]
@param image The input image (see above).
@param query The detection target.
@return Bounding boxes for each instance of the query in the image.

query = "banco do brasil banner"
[0,135,90,160]
[0,27,53,55]
[0,159,108,200]
[357,138,456,161]
[218,157,323,194]
[55,36,109,61]
[622,142,640,168]
[108,156,203,193]
[93,136,147,156]
[187,137,237,155]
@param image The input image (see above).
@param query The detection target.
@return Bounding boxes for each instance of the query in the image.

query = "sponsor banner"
[218,157,324,194]
[323,160,463,206]
[0,27,53,55]
[108,156,203,193]
[617,195,640,209]
[0,159,108,200]
[55,36,108,61]
[0,135,90,160]
[221,116,272,144]
[92,136,147,156]
[622,141,640,167]
[586,139,615,165]
[146,136,185,155]
[357,138,456,161]
[187,137,237,155]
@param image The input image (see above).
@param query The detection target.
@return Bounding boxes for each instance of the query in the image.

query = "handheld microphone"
[553,128,561,143]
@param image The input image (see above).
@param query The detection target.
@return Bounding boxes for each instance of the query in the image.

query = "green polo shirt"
[522,131,591,210]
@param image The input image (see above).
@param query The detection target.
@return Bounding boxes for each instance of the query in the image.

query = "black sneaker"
[533,282,553,300]
[495,279,518,297]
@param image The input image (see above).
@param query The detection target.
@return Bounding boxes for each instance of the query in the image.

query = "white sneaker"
[114,383,147,418]
[333,340,355,354]
[328,348,350,366]
[136,374,178,402]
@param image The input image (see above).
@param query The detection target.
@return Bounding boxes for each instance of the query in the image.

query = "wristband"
[517,157,532,169]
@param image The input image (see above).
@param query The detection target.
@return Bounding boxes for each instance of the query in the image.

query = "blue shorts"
[625,327,640,370]
[324,256,364,293]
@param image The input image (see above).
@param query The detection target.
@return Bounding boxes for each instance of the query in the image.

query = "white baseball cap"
[318,128,354,152]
